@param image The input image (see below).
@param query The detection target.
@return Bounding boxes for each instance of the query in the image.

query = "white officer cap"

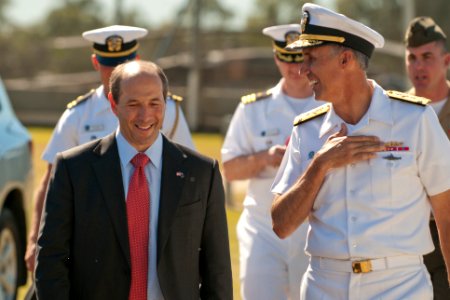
[262,24,304,63]
[82,25,148,66]
[287,3,384,58]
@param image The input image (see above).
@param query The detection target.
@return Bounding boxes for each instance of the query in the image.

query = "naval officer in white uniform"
[221,24,323,300]
[271,3,450,300]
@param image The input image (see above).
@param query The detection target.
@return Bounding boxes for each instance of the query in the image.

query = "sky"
[5,0,255,29]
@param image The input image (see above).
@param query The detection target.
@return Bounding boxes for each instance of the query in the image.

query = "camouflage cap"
[404,16,447,47]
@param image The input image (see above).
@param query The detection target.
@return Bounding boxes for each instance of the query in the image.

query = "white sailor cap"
[82,25,148,66]
[287,3,384,58]
[262,24,303,63]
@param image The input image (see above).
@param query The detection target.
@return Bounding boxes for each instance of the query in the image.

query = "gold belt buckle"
[352,260,372,273]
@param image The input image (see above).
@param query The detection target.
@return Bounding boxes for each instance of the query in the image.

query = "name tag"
[84,124,105,132]
[261,128,280,137]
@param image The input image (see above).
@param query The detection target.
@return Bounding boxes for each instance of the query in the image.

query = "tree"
[0,0,152,77]
[336,0,404,41]
[245,0,308,30]
[0,0,10,27]
[39,0,105,37]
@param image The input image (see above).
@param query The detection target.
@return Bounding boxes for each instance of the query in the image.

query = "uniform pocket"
[369,152,417,204]
[251,126,285,152]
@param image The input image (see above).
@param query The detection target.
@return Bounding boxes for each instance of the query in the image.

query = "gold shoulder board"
[387,90,430,106]
[167,92,183,102]
[67,89,95,109]
[293,104,331,126]
[241,90,272,105]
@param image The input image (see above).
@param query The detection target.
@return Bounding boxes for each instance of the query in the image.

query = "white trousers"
[237,208,309,300]
[301,258,433,300]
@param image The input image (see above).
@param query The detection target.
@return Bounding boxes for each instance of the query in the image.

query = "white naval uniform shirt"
[272,80,450,259]
[42,85,194,164]
[222,80,322,217]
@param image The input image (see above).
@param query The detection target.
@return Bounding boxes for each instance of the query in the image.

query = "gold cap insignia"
[285,31,300,44]
[106,36,123,52]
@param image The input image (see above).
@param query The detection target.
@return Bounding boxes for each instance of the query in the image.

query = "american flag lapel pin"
[176,171,185,178]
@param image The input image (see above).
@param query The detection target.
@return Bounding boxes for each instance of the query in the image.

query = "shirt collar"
[319,80,393,138]
[270,80,283,99]
[369,80,393,125]
[91,85,113,113]
[115,129,163,170]
[267,79,315,115]
[319,105,341,138]
[264,82,280,115]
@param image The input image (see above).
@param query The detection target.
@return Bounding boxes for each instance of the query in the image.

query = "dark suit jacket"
[35,133,232,300]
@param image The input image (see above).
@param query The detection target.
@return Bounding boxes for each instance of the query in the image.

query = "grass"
[19,127,243,300]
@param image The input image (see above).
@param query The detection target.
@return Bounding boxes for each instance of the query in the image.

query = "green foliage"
[0,0,10,26]
[0,0,153,78]
[41,1,105,36]
[1,0,449,86]
[0,27,49,77]
[245,0,308,30]
[0,0,107,77]
[336,0,404,40]
[173,0,234,30]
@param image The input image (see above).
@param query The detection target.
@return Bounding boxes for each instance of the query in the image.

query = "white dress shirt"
[116,130,164,300]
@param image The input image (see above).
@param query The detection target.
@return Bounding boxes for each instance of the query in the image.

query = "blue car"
[0,77,33,299]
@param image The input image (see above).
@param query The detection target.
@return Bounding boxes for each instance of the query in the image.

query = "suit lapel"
[92,133,131,266]
[157,137,187,264]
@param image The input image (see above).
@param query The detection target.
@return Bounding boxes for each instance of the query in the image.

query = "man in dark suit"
[35,60,232,300]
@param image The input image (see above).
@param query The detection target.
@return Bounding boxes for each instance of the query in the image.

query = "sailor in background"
[221,24,323,300]
[404,16,450,299]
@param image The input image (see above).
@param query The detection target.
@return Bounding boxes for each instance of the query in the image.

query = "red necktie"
[127,153,150,300]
